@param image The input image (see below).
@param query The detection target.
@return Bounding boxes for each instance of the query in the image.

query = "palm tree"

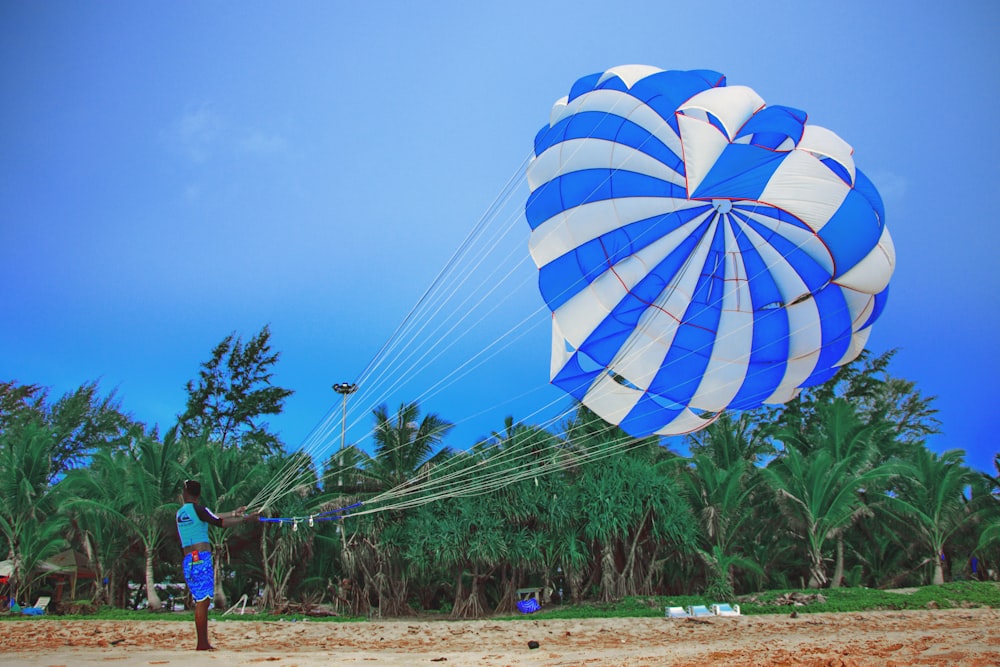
[361,402,454,491]
[765,398,902,588]
[678,452,762,599]
[882,448,977,585]
[975,454,1000,568]
[62,454,135,606]
[463,418,557,614]
[113,427,185,610]
[0,421,68,604]
[687,411,774,467]
[761,441,898,589]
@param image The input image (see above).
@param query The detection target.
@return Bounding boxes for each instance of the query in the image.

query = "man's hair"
[183,479,202,497]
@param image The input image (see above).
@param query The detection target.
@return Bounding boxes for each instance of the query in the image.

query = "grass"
[501,580,1000,619]
[3,581,999,622]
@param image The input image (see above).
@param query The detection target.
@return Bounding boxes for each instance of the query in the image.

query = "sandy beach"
[2,608,998,667]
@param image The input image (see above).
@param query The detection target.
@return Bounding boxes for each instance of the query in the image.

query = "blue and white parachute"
[526,66,895,437]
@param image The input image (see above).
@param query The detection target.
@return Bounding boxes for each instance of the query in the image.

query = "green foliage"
[178,325,293,456]
[5,335,997,621]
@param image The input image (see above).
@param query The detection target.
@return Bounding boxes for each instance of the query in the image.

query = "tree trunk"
[144,549,162,610]
[642,551,666,593]
[492,565,518,614]
[566,562,584,604]
[452,567,488,619]
[622,508,651,596]
[807,535,827,589]
[830,536,844,589]
[599,542,619,602]
[932,554,945,586]
[213,554,227,608]
[81,532,106,605]
[10,553,24,607]
[259,530,279,610]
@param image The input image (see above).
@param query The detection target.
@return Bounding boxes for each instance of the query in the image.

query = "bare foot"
[196,644,216,651]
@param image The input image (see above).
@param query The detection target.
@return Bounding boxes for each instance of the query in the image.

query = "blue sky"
[2,1,998,473]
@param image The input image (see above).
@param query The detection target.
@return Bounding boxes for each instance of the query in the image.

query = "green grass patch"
[737,581,1000,615]
[500,581,1000,620]
[4,582,999,622]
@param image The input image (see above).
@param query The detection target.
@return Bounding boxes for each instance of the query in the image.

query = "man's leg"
[195,598,213,650]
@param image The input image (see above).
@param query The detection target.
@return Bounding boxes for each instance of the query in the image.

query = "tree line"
[2,325,999,618]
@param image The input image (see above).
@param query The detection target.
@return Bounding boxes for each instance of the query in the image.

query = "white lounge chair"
[687,604,713,617]
[712,603,741,616]
[665,606,690,618]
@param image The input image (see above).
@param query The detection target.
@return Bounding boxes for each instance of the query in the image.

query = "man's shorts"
[182,550,215,602]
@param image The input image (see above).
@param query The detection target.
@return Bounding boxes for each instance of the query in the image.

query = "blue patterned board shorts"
[182,550,214,602]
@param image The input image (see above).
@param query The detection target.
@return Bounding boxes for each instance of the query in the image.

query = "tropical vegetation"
[2,327,999,620]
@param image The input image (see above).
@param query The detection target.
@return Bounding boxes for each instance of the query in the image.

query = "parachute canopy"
[526,65,894,437]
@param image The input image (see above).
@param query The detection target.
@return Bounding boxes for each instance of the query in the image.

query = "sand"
[2,608,998,666]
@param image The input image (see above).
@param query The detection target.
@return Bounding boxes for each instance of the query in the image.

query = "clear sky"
[2,1,998,473]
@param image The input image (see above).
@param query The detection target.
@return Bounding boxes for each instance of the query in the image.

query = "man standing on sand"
[176,479,259,651]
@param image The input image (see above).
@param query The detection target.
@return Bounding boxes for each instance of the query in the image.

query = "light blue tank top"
[176,502,211,547]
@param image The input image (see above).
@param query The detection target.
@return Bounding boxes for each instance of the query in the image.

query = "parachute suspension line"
[251,152,539,513]
[257,502,363,527]
[360,414,562,507]
[265,357,641,519]
[343,157,532,422]
[324,280,565,506]
[255,91,641,517]
[249,448,325,515]
[295,91,656,512]
[325,208,533,481]
[374,269,544,414]
[353,151,533,387]
[306,358,589,518]
[362,385,674,512]
[353,422,648,516]
[271,95,679,517]
[348,218,537,426]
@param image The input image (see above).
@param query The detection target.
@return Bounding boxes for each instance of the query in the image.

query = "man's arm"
[195,504,257,528]
[192,504,225,528]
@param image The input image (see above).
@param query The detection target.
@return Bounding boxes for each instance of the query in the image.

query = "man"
[176,479,258,651]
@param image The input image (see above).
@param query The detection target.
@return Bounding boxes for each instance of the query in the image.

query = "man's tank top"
[176,502,217,547]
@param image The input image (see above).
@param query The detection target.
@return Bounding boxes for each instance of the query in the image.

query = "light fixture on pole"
[332,382,357,490]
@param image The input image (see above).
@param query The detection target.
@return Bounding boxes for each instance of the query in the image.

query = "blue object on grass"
[517,598,540,614]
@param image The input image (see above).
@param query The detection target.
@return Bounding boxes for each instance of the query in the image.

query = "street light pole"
[332,382,357,490]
